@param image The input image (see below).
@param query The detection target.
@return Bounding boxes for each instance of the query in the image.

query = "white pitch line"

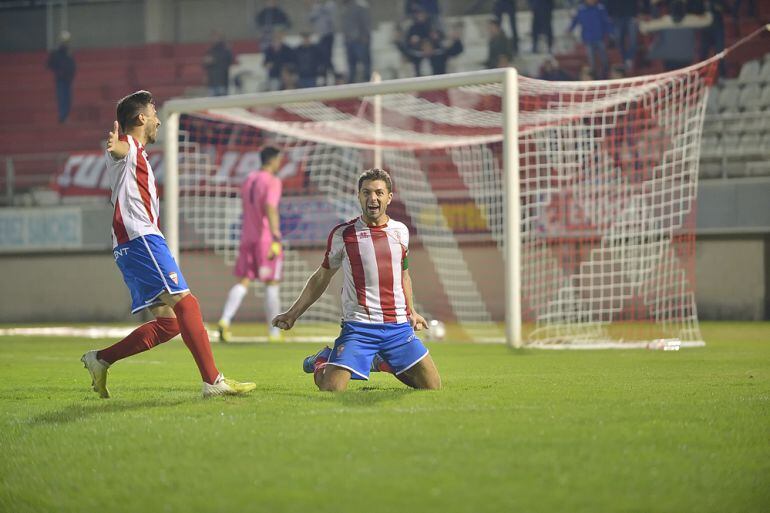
[0,326,335,344]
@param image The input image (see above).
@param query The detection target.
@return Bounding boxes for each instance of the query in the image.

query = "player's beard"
[146,124,157,144]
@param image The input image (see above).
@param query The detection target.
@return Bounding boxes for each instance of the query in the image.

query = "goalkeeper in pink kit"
[218,146,285,341]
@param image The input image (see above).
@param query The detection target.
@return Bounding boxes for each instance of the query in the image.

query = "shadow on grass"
[332,385,417,407]
[265,383,418,407]
[28,396,192,426]
[506,347,536,356]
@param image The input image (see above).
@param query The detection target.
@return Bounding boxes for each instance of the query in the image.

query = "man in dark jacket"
[47,31,76,123]
[493,0,519,55]
[604,0,638,71]
[485,19,512,69]
[264,32,296,91]
[341,0,371,83]
[255,0,291,49]
[295,33,321,88]
[203,33,234,96]
[701,0,728,76]
[529,0,554,54]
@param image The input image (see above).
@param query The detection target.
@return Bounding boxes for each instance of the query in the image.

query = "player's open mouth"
[367,204,379,212]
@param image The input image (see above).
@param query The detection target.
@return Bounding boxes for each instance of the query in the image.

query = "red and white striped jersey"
[106,134,163,248]
[322,217,411,324]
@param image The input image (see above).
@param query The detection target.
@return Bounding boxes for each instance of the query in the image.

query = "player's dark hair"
[116,90,154,132]
[261,146,281,166]
[358,168,392,193]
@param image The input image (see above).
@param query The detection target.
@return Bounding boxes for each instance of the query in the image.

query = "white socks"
[221,283,281,337]
[265,284,281,337]
[220,283,248,325]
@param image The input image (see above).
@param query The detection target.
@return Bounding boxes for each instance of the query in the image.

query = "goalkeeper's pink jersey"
[322,217,411,324]
[240,170,282,244]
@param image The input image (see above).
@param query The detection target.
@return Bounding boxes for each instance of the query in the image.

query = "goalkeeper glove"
[270,241,282,258]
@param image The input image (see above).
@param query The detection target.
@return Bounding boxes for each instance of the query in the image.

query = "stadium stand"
[0,3,769,204]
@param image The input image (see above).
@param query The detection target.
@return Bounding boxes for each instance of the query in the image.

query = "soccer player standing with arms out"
[217,146,284,342]
[273,169,441,391]
[81,90,256,398]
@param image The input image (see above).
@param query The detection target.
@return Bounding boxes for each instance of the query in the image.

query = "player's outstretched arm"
[106,120,129,160]
[272,265,338,330]
[403,269,428,331]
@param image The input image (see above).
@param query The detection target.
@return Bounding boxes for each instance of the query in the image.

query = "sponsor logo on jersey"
[113,247,129,259]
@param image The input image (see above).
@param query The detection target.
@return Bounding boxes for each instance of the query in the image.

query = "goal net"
[163,62,715,348]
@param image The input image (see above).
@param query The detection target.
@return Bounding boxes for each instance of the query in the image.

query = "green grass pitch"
[1,322,768,513]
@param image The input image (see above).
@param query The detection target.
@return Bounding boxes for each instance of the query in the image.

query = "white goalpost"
[162,62,715,349]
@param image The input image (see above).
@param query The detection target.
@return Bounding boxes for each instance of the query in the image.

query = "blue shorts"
[327,321,429,380]
[113,234,190,314]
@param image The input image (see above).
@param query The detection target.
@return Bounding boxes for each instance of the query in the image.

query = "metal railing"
[0,152,69,207]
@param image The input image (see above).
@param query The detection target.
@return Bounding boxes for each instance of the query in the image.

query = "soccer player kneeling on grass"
[80,90,256,398]
[272,168,442,391]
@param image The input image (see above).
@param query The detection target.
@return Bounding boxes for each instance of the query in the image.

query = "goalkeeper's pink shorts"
[234,240,283,282]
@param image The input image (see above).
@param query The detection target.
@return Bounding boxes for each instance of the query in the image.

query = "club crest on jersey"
[169,272,178,285]
[337,344,345,356]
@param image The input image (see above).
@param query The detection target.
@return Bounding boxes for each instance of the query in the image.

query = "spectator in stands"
[418,27,464,76]
[578,64,595,80]
[403,7,436,75]
[485,19,512,69]
[295,32,321,88]
[202,32,234,96]
[407,6,435,41]
[493,0,519,55]
[529,0,554,54]
[604,0,639,72]
[539,57,574,80]
[406,0,442,26]
[308,0,336,85]
[281,63,300,90]
[341,0,372,83]
[255,0,292,50]
[393,24,423,76]
[568,0,613,79]
[640,0,712,71]
[47,31,76,124]
[609,64,626,79]
[264,31,296,91]
[732,0,757,35]
[701,0,728,76]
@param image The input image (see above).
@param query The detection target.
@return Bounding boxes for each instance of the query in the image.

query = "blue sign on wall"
[0,208,82,252]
